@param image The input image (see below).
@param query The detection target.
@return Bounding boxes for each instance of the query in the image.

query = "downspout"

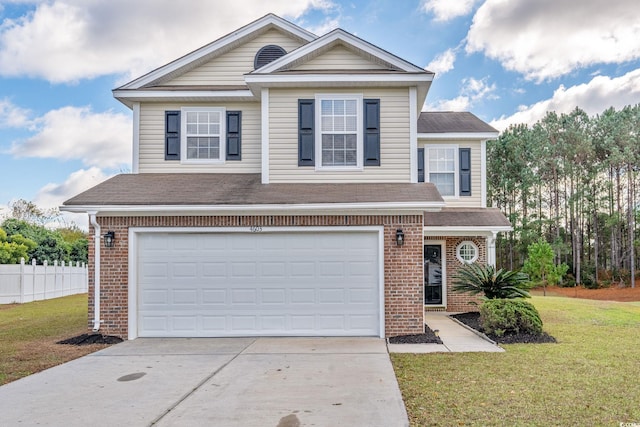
[89,212,101,332]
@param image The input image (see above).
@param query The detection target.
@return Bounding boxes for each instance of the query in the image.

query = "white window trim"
[456,240,479,264]
[424,144,459,198]
[181,106,226,164]
[315,93,363,171]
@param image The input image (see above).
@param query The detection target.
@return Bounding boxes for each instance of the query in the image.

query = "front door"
[424,244,443,305]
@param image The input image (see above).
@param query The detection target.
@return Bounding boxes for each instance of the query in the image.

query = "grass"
[392,296,640,426]
[0,294,107,385]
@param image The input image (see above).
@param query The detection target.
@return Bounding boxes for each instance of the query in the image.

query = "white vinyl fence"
[0,258,88,304]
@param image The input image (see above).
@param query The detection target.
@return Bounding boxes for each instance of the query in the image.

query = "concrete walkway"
[0,337,408,427]
[387,312,504,353]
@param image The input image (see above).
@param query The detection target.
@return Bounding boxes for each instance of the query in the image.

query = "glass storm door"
[424,245,443,305]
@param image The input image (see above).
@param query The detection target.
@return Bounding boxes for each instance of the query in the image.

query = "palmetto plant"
[452,263,531,299]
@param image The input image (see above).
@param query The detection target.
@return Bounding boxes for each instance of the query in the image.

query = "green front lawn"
[392,296,640,426]
[0,294,98,385]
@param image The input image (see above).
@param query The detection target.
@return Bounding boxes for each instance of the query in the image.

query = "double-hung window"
[181,107,225,163]
[425,145,458,197]
[316,94,363,169]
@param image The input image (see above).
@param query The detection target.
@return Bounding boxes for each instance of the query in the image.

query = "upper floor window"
[316,94,363,170]
[425,146,457,196]
[181,107,226,163]
[422,145,471,197]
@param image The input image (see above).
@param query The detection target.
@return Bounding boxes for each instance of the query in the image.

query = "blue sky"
[1,0,639,227]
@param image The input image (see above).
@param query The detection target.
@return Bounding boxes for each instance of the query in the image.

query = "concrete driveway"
[0,337,408,426]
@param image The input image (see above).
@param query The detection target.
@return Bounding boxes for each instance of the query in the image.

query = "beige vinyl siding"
[293,45,388,71]
[419,139,483,207]
[138,102,261,173]
[164,29,305,86]
[269,88,410,183]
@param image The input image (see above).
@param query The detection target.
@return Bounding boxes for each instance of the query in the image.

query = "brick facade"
[88,214,425,339]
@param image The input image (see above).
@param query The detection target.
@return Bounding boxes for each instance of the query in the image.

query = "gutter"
[88,212,101,332]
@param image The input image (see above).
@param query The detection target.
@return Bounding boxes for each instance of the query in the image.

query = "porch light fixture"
[395,229,405,246]
[103,231,115,248]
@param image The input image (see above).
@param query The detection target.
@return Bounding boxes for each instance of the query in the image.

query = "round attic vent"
[254,45,287,69]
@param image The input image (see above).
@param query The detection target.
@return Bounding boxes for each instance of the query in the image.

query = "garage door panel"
[137,231,380,337]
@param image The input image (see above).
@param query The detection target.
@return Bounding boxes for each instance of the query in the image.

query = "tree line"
[0,200,88,265]
[488,105,639,288]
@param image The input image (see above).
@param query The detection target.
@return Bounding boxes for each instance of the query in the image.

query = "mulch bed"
[57,334,123,346]
[388,324,443,344]
[451,312,556,344]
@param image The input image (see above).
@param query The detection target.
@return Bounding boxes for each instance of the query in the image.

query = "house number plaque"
[250,226,263,233]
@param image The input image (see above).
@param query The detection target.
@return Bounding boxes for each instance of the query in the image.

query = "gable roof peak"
[252,26,429,74]
[117,13,317,90]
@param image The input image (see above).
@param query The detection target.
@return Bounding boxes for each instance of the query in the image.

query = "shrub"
[452,263,531,299]
[480,299,543,337]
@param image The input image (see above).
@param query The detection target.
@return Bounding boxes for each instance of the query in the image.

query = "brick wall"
[88,214,424,339]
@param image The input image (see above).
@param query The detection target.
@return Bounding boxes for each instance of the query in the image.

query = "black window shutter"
[298,99,315,166]
[418,147,425,182]
[165,110,180,160]
[226,111,242,161]
[459,148,471,196]
[363,99,380,166]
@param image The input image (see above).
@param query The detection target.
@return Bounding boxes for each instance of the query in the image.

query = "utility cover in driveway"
[137,231,380,337]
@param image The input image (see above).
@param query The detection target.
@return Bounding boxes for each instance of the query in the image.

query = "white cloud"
[490,68,640,130]
[420,0,480,22]
[0,0,334,83]
[425,49,456,76]
[10,106,131,168]
[0,98,31,128]
[466,0,640,81]
[427,76,497,111]
[33,167,109,209]
[305,17,341,36]
[33,167,112,229]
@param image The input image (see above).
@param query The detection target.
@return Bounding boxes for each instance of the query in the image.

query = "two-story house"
[62,14,511,340]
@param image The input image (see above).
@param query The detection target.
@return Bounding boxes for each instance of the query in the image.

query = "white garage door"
[136,231,380,337]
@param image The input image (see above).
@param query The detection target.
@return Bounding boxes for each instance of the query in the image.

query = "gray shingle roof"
[423,208,511,228]
[418,112,497,134]
[63,173,444,207]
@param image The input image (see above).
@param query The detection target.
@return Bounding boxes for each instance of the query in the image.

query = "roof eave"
[423,225,513,237]
[113,89,258,108]
[418,132,499,140]
[60,201,446,216]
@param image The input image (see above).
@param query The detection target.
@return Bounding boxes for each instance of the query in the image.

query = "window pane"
[186,124,197,134]
[334,134,345,149]
[345,134,357,150]
[345,148,357,165]
[321,100,332,115]
[345,116,357,132]
[186,112,197,123]
[186,137,220,160]
[320,116,332,132]
[334,100,345,115]
[345,100,357,115]
[430,173,455,196]
[334,116,345,132]
[322,149,333,165]
[322,134,333,150]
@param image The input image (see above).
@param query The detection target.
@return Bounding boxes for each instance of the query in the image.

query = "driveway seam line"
[148,338,258,426]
